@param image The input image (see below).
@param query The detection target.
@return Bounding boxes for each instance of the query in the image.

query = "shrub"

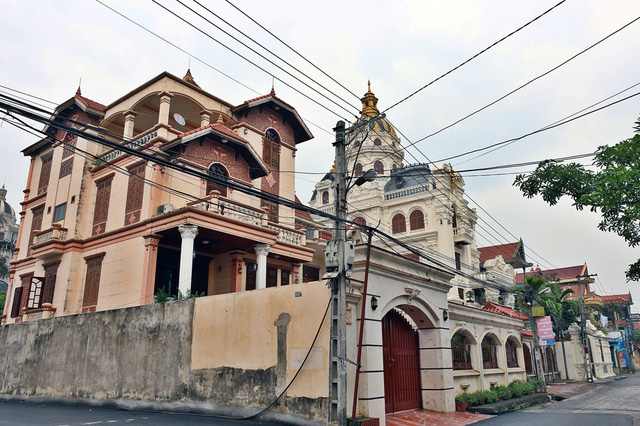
[467,392,483,406]
[455,393,470,403]
[508,380,525,397]
[482,390,499,404]
[493,385,513,401]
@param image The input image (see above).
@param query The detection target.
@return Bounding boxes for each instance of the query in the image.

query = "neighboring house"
[601,293,633,331]
[2,70,316,324]
[0,185,19,291]
[308,84,527,417]
[516,264,602,307]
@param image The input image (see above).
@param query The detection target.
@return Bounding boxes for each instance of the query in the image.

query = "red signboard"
[536,316,554,340]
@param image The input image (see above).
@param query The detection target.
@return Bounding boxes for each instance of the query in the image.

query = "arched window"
[523,344,533,374]
[353,216,366,230]
[322,191,329,205]
[482,336,499,369]
[409,210,424,231]
[374,161,384,175]
[452,332,473,370]
[373,138,382,146]
[392,214,406,234]
[206,163,229,197]
[263,129,280,169]
[354,140,361,148]
[392,164,397,173]
[506,338,519,368]
[355,163,363,177]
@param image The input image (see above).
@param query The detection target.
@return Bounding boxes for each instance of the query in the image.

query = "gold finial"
[360,81,379,117]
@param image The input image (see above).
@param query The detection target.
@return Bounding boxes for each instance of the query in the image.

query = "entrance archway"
[382,309,421,413]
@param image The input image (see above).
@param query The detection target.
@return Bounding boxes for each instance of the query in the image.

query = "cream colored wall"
[191,281,330,398]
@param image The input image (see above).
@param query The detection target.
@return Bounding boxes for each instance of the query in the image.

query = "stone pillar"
[229,251,245,293]
[123,110,137,140]
[158,92,173,127]
[148,163,164,217]
[418,323,455,412]
[359,296,384,420]
[200,110,212,127]
[178,224,198,296]
[292,263,301,284]
[254,244,271,289]
[141,234,162,304]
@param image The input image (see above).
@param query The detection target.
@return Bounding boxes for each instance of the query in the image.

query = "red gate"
[382,309,422,413]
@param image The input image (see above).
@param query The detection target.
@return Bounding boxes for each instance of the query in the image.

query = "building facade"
[3,70,319,324]
[0,185,19,291]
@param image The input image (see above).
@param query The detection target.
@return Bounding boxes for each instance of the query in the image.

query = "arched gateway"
[382,309,421,413]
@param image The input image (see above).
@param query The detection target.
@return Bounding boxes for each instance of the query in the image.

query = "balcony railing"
[95,130,158,166]
[267,223,305,246]
[34,225,67,245]
[385,185,428,201]
[188,194,305,246]
[453,223,474,245]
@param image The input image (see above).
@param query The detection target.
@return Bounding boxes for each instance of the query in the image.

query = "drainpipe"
[351,229,373,421]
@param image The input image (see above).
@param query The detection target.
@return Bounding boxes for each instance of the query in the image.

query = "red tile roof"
[479,242,519,264]
[75,94,106,111]
[520,329,533,337]
[182,69,200,88]
[515,264,587,284]
[294,196,312,221]
[483,301,529,321]
[602,294,632,304]
[239,87,296,112]
[179,122,250,145]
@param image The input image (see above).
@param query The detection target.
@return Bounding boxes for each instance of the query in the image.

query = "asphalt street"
[477,374,640,425]
[0,400,281,426]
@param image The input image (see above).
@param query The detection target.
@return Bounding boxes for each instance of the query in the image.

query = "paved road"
[0,400,280,426]
[477,375,640,425]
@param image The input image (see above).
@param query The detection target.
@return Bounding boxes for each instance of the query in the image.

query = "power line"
[383,0,568,113]
[223,0,361,101]
[437,89,640,163]
[152,0,357,120]
[94,0,334,137]
[402,15,640,150]
[187,0,358,112]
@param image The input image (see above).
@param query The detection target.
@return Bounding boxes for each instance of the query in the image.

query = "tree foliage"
[514,117,640,281]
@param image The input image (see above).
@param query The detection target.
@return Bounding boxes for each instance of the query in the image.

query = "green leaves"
[514,118,640,282]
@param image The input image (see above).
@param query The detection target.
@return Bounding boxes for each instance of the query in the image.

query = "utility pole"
[328,120,347,425]
[576,275,594,382]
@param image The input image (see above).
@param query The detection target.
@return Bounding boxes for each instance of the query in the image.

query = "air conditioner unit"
[156,203,174,215]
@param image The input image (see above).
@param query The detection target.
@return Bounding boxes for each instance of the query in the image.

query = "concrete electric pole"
[328,120,347,425]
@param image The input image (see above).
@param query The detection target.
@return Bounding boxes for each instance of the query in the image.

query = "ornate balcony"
[453,223,474,245]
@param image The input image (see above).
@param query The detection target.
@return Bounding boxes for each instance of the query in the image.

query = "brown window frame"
[124,162,146,225]
[482,336,499,369]
[82,253,106,308]
[42,261,60,305]
[355,163,363,177]
[92,174,114,236]
[322,191,329,205]
[37,152,53,195]
[10,286,24,318]
[205,163,229,197]
[59,158,74,178]
[280,269,291,286]
[28,204,45,251]
[374,161,384,175]
[391,214,406,234]
[452,332,473,370]
[506,338,519,368]
[409,210,424,231]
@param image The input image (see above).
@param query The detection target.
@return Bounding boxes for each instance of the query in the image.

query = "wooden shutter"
[124,163,145,225]
[10,286,23,318]
[392,214,406,234]
[29,205,44,250]
[37,154,53,195]
[83,254,105,307]
[41,263,59,304]
[92,177,113,235]
[409,210,424,230]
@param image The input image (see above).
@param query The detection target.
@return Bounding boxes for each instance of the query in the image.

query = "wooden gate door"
[382,309,422,413]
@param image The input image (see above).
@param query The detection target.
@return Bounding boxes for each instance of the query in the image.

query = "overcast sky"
[1,1,639,309]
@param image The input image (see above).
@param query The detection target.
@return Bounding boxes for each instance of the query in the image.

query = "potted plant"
[455,393,471,411]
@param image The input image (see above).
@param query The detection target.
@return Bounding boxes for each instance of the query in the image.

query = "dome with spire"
[0,185,15,218]
[350,81,397,137]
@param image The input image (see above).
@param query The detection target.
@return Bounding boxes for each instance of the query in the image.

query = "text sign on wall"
[536,316,554,340]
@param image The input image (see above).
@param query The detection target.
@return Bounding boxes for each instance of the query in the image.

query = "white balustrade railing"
[96,130,158,165]
[267,223,304,246]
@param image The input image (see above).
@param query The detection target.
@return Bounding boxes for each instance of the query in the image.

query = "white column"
[158,92,173,126]
[254,244,271,289]
[123,110,137,140]
[178,224,198,296]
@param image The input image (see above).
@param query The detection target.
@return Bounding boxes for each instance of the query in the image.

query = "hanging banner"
[537,316,555,346]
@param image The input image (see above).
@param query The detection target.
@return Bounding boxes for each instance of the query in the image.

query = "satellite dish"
[173,113,186,126]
